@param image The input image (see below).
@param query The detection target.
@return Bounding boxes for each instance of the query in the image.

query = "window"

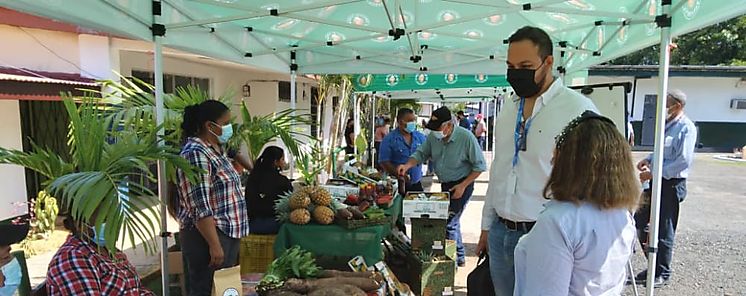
[131,70,210,94]
[278,81,291,102]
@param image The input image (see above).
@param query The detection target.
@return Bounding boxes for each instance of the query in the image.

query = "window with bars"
[131,70,210,94]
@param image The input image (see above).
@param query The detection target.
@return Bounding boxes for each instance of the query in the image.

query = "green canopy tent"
[2,1,744,295]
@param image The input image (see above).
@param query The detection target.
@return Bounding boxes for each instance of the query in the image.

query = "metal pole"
[646,1,673,295]
[492,96,499,155]
[289,71,297,179]
[370,96,376,166]
[152,1,169,294]
[353,93,359,156]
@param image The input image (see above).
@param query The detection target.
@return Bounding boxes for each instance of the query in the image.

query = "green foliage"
[235,101,312,162]
[295,141,326,186]
[609,16,746,65]
[32,191,59,238]
[0,92,201,254]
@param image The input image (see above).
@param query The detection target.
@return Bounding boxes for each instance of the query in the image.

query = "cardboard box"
[321,184,360,201]
[407,254,456,296]
[410,218,448,255]
[445,240,456,262]
[403,192,450,219]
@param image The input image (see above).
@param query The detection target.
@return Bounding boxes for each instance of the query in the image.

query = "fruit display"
[257,246,383,296]
[312,206,335,225]
[290,209,312,225]
[344,181,395,209]
[276,186,339,225]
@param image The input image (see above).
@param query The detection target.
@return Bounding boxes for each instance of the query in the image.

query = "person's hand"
[209,244,225,269]
[476,230,489,256]
[639,170,653,182]
[397,164,411,177]
[450,183,467,200]
[637,159,650,171]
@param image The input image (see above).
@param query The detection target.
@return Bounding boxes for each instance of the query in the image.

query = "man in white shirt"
[476,26,598,295]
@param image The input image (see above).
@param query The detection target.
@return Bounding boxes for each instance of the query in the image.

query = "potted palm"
[0,92,199,253]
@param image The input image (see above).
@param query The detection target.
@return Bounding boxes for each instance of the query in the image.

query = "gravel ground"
[425,153,746,296]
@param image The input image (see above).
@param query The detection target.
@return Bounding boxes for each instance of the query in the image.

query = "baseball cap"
[425,106,453,130]
[0,216,30,245]
[668,89,687,105]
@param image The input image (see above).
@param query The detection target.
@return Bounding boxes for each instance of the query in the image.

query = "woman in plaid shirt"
[175,100,249,296]
[46,214,155,295]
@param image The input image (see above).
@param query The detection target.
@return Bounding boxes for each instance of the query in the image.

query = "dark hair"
[181,100,230,141]
[396,108,414,121]
[384,118,391,124]
[509,26,554,59]
[252,146,285,174]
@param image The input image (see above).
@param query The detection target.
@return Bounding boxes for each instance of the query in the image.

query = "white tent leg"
[353,93,359,156]
[152,1,170,294]
[371,96,377,165]
[290,70,296,179]
[645,1,673,295]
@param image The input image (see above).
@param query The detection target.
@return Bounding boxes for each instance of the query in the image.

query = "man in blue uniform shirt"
[379,108,427,192]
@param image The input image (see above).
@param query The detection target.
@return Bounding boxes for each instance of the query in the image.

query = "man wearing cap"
[634,89,697,288]
[476,26,598,295]
[457,110,472,130]
[398,106,487,267]
[0,217,30,295]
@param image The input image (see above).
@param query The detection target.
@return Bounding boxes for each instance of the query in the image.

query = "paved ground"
[420,152,746,296]
[22,152,746,295]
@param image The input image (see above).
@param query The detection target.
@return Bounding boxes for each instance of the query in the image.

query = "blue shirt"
[646,115,697,179]
[378,129,426,184]
[411,126,487,183]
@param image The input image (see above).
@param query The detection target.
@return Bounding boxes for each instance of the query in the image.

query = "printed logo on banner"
[445,74,458,84]
[415,74,429,85]
[358,74,373,87]
[386,74,400,86]
[682,0,701,20]
[222,288,240,296]
[475,74,488,83]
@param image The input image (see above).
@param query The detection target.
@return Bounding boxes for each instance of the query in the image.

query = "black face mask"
[507,59,548,98]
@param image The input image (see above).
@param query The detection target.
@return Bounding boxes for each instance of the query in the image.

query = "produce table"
[274,193,402,265]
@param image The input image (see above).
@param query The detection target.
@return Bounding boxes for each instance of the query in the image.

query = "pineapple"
[289,209,311,225]
[313,206,335,225]
[310,186,333,206]
[274,191,292,223]
[289,192,311,210]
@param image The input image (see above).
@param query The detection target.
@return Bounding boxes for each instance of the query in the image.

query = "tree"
[608,16,745,65]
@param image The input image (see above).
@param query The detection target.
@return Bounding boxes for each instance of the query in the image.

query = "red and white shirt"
[46,235,155,296]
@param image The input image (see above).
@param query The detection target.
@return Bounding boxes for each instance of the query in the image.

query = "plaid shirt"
[46,235,155,296]
[176,137,248,238]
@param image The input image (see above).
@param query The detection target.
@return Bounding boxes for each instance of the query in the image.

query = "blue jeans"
[488,219,531,296]
[634,178,686,279]
[440,180,475,264]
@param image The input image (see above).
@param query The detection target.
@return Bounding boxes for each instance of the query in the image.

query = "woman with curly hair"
[513,111,640,295]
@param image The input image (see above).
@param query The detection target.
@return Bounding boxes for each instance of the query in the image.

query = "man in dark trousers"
[635,89,697,288]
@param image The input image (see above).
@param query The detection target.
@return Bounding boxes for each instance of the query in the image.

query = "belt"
[498,217,535,232]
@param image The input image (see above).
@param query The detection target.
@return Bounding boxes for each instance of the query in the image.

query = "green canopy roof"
[2,0,743,76]
[352,73,509,91]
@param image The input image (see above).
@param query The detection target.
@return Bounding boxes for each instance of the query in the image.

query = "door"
[641,94,657,146]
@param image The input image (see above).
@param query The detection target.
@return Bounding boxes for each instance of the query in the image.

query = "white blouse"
[514,200,636,296]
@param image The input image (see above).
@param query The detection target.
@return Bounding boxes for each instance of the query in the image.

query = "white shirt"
[481,78,598,228]
[513,200,636,296]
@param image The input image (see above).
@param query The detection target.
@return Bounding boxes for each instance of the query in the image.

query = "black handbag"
[467,254,495,296]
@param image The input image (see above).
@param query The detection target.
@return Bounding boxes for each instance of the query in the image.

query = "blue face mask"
[210,122,234,144]
[405,121,417,133]
[0,257,21,296]
[89,223,107,246]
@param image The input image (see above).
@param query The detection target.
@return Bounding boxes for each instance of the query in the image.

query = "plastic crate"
[239,234,277,274]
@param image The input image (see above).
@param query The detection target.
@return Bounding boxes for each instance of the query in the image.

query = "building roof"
[0,67,97,101]
[589,65,746,78]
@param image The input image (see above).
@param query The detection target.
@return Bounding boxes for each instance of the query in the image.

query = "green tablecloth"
[274,193,402,265]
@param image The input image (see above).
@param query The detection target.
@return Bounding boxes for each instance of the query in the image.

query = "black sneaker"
[652,276,670,288]
[457,261,466,267]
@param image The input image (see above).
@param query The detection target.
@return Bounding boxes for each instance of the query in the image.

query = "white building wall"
[0,100,28,220]
[588,75,746,123]
[0,24,80,73]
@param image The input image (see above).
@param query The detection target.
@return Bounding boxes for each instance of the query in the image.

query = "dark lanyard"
[513,98,534,167]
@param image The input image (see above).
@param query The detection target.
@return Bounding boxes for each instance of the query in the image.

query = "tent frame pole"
[645,1,673,295]
[152,1,170,295]
[290,67,297,179]
[353,93,359,156]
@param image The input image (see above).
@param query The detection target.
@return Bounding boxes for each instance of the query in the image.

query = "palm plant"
[233,101,312,162]
[0,94,199,254]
